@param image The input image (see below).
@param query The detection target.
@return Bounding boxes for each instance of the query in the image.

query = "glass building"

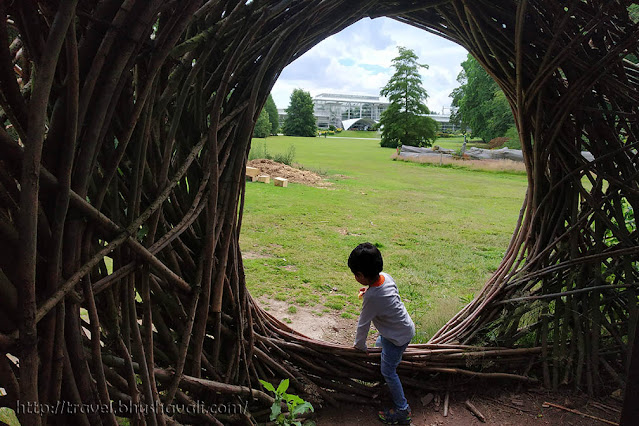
[278,94,460,132]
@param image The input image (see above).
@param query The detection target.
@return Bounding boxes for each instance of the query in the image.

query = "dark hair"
[348,242,383,279]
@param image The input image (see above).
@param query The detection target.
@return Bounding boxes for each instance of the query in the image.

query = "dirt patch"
[241,251,273,260]
[315,387,623,425]
[247,159,333,187]
[257,297,380,347]
[337,227,361,236]
[259,298,352,342]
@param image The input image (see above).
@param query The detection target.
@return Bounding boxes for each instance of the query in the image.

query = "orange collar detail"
[370,274,385,288]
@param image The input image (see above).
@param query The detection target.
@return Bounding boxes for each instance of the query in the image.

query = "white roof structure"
[425,114,451,124]
[341,118,377,130]
[313,93,389,105]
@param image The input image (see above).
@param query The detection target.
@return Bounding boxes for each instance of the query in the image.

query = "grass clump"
[249,141,296,165]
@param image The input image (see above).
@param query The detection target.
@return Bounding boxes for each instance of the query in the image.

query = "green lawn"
[432,136,487,150]
[240,135,527,341]
[326,130,380,138]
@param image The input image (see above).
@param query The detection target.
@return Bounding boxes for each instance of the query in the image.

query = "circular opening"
[241,18,526,346]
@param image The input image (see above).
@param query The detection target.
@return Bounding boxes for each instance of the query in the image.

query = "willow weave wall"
[0,1,637,425]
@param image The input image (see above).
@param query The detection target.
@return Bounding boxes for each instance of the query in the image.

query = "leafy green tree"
[265,94,279,135]
[450,54,514,142]
[253,108,271,138]
[379,47,437,148]
[283,89,316,137]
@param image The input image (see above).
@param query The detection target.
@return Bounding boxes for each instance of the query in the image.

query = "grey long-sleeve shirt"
[354,273,415,351]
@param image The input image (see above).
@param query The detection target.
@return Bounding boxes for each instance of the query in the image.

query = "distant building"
[427,107,461,133]
[278,94,460,132]
[313,93,389,129]
[277,109,287,128]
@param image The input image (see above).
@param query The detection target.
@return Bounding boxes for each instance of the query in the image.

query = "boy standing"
[349,242,415,425]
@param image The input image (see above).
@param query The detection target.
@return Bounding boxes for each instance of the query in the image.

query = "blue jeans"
[376,336,409,411]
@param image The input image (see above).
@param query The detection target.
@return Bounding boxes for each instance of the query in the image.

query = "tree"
[450,54,514,142]
[253,108,271,138]
[265,94,279,134]
[283,89,316,137]
[379,47,437,148]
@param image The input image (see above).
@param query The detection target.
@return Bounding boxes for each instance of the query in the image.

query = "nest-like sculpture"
[0,1,637,424]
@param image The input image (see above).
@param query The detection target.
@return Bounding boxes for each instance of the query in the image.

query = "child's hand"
[358,287,366,299]
[353,345,369,354]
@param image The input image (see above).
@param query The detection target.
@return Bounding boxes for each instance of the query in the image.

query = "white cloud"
[271,17,469,113]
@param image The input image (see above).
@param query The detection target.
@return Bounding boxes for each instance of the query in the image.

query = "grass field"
[240,135,528,341]
[326,130,380,138]
[323,131,487,150]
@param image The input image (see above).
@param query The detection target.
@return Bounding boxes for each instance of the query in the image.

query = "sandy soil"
[258,298,367,345]
[247,159,333,187]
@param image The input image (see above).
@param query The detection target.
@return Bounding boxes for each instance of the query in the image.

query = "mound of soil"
[247,159,332,187]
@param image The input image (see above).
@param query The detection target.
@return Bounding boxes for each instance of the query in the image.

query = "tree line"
[255,48,521,148]
[450,54,517,145]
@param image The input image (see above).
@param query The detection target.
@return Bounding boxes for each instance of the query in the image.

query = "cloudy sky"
[271,17,470,114]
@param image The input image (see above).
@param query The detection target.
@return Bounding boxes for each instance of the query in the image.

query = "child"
[349,242,415,425]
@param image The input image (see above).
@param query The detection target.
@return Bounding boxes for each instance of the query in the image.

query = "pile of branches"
[0,1,637,425]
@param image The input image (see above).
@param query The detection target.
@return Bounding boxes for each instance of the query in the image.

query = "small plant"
[272,144,296,165]
[259,379,315,426]
[248,143,296,165]
[248,141,269,161]
[459,293,475,305]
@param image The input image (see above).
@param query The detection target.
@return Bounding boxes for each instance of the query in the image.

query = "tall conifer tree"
[379,47,437,148]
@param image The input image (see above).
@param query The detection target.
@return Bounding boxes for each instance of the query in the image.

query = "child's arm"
[353,298,375,351]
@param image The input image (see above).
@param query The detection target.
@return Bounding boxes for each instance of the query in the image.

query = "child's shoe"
[378,406,411,424]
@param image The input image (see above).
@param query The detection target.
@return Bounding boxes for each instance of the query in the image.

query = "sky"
[270,17,470,114]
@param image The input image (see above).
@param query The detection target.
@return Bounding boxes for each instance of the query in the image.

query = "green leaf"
[276,378,290,394]
[0,407,21,426]
[269,402,281,421]
[285,394,304,405]
[292,401,314,416]
[259,379,276,392]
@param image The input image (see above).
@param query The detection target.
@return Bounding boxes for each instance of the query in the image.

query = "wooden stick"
[465,400,486,423]
[443,390,450,417]
[543,402,618,425]
[590,401,621,415]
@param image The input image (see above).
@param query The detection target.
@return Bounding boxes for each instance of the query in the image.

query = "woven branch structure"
[0,1,637,424]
